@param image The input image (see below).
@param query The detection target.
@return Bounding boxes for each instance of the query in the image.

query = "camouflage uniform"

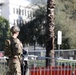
[4,26,23,75]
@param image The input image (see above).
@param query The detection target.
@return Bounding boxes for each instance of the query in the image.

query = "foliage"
[19,8,46,46]
[55,0,76,49]
[0,16,10,50]
[19,0,76,49]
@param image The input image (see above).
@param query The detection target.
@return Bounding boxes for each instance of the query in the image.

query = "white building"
[0,0,34,27]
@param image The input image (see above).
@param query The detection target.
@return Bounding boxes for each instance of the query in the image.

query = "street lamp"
[33,36,36,55]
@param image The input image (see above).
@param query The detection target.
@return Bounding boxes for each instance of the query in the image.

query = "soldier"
[4,26,23,75]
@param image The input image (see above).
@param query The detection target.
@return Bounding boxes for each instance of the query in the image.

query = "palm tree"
[46,0,55,66]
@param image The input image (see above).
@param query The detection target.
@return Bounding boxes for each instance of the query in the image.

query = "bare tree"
[46,0,55,66]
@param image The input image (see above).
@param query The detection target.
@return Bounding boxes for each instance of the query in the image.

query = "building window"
[16,8,19,14]
[30,11,32,18]
[13,8,15,14]
[25,10,26,16]
[13,19,15,25]
[27,10,30,18]
[22,10,24,15]
[33,11,35,17]
[19,9,21,15]
[17,19,19,25]
[31,11,33,18]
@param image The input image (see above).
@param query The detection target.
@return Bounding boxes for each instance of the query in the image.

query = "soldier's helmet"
[10,26,20,33]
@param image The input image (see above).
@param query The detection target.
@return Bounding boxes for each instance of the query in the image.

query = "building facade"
[0,0,34,27]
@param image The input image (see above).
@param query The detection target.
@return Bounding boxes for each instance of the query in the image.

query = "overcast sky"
[26,0,47,5]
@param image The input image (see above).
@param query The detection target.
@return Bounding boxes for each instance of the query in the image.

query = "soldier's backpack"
[4,39,11,57]
[4,38,23,57]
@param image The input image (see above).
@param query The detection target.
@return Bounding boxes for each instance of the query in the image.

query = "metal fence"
[29,57,76,75]
[28,49,76,59]
[0,56,76,75]
[0,50,76,75]
[0,57,8,75]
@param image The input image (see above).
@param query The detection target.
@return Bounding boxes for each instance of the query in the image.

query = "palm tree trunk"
[46,0,55,66]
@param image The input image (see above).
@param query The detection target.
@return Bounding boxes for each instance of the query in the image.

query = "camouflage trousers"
[8,57,21,75]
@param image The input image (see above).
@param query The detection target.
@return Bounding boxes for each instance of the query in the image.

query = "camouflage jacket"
[4,37,23,57]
